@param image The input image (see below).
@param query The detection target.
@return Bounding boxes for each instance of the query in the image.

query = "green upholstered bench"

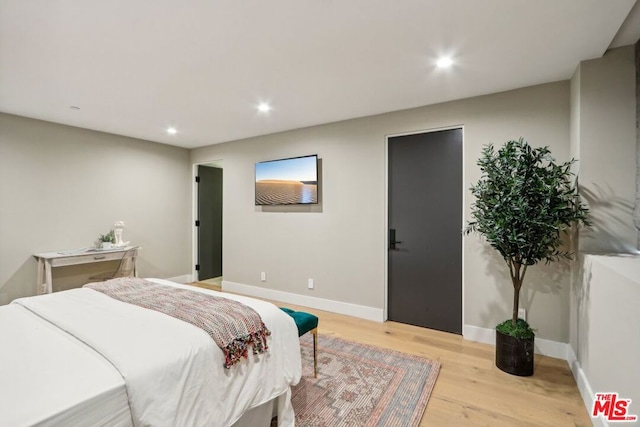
[280,307,318,377]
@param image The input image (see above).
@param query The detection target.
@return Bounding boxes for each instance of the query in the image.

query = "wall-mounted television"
[255,154,318,205]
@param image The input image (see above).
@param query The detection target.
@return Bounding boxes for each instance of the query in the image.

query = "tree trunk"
[509,260,526,326]
[512,279,521,326]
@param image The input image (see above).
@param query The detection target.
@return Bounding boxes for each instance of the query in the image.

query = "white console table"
[33,246,138,294]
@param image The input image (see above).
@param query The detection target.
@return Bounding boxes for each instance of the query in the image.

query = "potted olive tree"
[464,138,589,376]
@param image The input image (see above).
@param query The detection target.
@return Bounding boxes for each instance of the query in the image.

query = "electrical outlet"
[260,272,266,282]
[518,308,526,320]
[308,278,314,289]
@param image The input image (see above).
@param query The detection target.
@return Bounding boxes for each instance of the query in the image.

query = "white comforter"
[0,304,132,427]
[3,279,301,427]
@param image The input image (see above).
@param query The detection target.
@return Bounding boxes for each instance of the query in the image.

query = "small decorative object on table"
[113,221,129,247]
[97,230,116,249]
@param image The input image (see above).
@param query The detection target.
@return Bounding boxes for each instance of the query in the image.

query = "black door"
[197,165,223,280]
[388,129,462,334]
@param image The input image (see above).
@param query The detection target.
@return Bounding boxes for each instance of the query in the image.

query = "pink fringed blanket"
[85,278,270,368]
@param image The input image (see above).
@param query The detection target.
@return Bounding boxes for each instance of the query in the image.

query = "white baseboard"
[462,324,496,344]
[567,346,604,426]
[222,280,384,322]
[534,336,569,360]
[462,324,568,360]
[165,274,194,284]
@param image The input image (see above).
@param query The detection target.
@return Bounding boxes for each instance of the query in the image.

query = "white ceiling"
[1,0,638,149]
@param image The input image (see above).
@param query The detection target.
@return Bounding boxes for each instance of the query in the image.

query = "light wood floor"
[191,282,591,426]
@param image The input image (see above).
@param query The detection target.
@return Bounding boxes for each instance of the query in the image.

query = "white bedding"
[1,279,301,427]
[0,304,132,427]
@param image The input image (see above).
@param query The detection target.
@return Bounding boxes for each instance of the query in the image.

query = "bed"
[0,278,302,427]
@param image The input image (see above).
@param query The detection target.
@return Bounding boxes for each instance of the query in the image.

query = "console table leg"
[44,261,53,294]
[133,255,138,277]
[36,258,44,295]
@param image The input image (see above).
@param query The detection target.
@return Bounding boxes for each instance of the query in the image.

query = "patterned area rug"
[289,334,441,427]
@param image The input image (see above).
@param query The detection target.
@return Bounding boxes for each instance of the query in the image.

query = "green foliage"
[465,138,589,265]
[464,138,590,326]
[496,318,535,339]
[99,230,115,243]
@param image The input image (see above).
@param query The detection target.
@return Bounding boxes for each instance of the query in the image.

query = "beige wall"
[575,46,637,253]
[0,113,192,303]
[579,254,640,418]
[569,45,639,417]
[192,81,573,342]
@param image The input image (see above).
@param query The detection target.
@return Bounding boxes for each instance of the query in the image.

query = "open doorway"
[195,162,223,289]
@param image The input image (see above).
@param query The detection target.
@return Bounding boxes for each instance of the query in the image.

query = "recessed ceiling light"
[166,127,177,135]
[257,102,271,113]
[436,57,453,68]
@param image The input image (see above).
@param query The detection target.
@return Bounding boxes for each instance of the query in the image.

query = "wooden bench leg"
[311,327,318,378]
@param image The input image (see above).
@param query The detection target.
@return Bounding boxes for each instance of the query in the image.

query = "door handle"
[389,229,404,250]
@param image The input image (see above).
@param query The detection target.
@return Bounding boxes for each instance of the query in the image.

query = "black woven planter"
[495,329,534,376]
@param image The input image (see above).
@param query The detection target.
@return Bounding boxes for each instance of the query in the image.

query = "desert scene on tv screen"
[255,156,318,205]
